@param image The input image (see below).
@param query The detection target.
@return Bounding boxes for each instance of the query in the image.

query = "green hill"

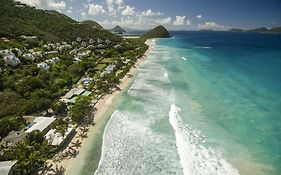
[229,28,244,32]
[81,20,103,29]
[141,25,171,40]
[0,0,120,42]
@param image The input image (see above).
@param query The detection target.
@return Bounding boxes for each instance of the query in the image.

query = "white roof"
[45,125,75,146]
[25,117,56,133]
[62,88,85,99]
[0,161,17,175]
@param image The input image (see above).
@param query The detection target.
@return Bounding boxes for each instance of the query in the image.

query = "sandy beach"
[45,39,154,175]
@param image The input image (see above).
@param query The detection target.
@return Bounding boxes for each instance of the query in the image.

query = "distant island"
[141,25,171,40]
[110,26,126,35]
[229,27,281,34]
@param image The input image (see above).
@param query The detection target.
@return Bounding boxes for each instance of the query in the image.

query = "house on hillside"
[45,57,60,65]
[44,51,59,55]
[97,44,105,49]
[37,62,50,70]
[22,53,35,61]
[69,49,78,55]
[33,51,43,58]
[3,55,20,67]
[77,37,82,42]
[97,38,103,44]
[81,42,87,47]
[89,39,94,44]
[0,50,14,57]
[13,48,23,56]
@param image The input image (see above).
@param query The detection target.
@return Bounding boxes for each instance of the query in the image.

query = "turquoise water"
[83,32,281,175]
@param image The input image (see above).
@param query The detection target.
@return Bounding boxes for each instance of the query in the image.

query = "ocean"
[80,31,281,175]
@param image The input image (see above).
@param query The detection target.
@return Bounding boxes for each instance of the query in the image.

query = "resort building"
[0,160,18,175]
[25,117,56,135]
[3,55,21,67]
[45,124,75,147]
[61,87,92,104]
[37,62,50,70]
[101,64,116,77]
[22,53,35,61]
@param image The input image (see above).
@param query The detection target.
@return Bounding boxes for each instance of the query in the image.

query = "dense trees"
[69,97,91,123]
[0,116,25,138]
[0,0,122,42]
[0,90,24,118]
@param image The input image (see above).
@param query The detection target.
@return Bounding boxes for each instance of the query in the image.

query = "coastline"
[48,39,154,175]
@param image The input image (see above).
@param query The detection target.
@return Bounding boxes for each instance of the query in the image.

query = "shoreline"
[47,39,154,175]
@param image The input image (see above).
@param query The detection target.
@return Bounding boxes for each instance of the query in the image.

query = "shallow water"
[79,32,281,175]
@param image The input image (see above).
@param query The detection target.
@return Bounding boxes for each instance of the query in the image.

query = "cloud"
[17,0,66,10]
[88,4,105,15]
[81,11,87,19]
[198,22,229,30]
[196,14,202,19]
[173,16,186,25]
[140,9,163,17]
[66,9,72,14]
[121,5,135,16]
[186,19,191,25]
[156,17,172,25]
[106,0,124,16]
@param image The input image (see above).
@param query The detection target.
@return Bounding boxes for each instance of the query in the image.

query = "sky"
[17,0,281,30]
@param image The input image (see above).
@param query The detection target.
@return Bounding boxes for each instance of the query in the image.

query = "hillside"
[141,25,171,40]
[229,27,281,34]
[81,20,103,29]
[0,0,121,42]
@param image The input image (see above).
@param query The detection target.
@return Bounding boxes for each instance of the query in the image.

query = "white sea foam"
[95,110,183,175]
[169,104,240,175]
[194,46,212,49]
[164,72,168,78]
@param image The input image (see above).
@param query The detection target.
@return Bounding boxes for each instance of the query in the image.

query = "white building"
[25,117,56,134]
[81,42,87,47]
[89,39,94,44]
[77,37,82,42]
[77,50,91,58]
[97,44,105,49]
[33,51,43,58]
[44,51,58,55]
[101,64,116,77]
[45,57,60,65]
[13,48,23,56]
[0,49,14,57]
[22,53,35,61]
[45,124,75,146]
[105,39,111,44]
[0,160,18,175]
[69,49,78,55]
[37,62,50,70]
[3,55,20,67]
[97,38,102,44]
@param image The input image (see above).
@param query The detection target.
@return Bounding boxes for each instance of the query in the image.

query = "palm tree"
[49,165,65,175]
